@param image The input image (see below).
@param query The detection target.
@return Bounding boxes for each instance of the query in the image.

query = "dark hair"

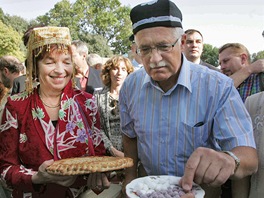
[0,55,24,73]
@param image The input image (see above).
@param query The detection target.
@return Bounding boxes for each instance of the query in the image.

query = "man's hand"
[249,59,264,74]
[180,147,235,191]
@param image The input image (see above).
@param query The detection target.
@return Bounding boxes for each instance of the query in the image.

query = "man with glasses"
[119,0,257,197]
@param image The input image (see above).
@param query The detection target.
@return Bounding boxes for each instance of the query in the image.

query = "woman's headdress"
[26,26,71,93]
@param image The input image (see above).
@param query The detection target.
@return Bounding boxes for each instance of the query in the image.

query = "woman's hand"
[87,172,111,194]
[32,159,77,187]
[111,147,124,157]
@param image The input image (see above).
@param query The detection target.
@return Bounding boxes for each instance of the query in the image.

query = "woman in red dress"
[0,26,108,198]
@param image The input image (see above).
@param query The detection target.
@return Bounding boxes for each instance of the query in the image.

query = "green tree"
[0,10,28,34]
[252,51,264,62]
[78,33,113,57]
[202,44,219,66]
[76,0,131,54]
[36,0,80,39]
[0,20,25,61]
[36,0,132,55]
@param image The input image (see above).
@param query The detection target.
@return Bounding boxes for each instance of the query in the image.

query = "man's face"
[0,68,19,88]
[71,45,87,74]
[135,27,182,85]
[219,48,243,76]
[181,32,203,62]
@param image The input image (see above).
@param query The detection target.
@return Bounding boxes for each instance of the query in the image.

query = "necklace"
[39,95,60,108]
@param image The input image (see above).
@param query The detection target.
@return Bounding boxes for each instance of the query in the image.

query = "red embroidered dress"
[0,81,105,197]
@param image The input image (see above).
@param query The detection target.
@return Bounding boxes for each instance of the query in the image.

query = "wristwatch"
[223,151,240,173]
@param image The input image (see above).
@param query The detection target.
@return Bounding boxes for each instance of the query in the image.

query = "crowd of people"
[0,0,263,198]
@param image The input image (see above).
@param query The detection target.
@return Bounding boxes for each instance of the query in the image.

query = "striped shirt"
[119,55,255,176]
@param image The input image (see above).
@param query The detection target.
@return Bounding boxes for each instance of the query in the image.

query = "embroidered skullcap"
[130,0,183,35]
[27,26,71,51]
[26,26,71,93]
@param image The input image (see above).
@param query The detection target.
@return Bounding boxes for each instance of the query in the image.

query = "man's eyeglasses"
[136,37,180,57]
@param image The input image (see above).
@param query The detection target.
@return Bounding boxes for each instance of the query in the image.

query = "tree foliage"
[252,51,264,62]
[78,33,113,57]
[0,20,25,61]
[0,8,28,34]
[1,0,263,60]
[36,0,131,56]
[201,44,219,66]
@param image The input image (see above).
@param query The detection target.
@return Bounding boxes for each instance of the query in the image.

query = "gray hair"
[71,40,89,55]
[172,27,184,42]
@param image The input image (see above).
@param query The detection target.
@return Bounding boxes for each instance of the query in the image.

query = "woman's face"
[110,61,128,88]
[37,48,73,92]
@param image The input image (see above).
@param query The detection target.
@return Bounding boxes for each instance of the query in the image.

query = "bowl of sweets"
[126,175,205,198]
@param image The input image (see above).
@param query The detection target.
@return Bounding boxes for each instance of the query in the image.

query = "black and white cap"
[130,0,183,35]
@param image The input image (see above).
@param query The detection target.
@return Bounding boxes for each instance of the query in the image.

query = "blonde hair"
[219,43,251,63]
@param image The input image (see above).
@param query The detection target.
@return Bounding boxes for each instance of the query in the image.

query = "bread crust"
[46,156,133,175]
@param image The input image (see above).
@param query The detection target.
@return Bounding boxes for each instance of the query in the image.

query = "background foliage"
[0,0,263,65]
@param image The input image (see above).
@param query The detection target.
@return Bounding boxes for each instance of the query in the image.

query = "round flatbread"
[46,156,133,175]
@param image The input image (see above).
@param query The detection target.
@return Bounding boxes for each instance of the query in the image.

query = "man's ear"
[181,34,187,51]
[82,53,87,60]
[181,34,187,45]
[3,67,9,75]
[240,53,248,65]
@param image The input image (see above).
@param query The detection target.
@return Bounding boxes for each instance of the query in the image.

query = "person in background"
[71,40,103,94]
[181,29,220,71]
[0,55,24,91]
[241,91,264,198]
[0,26,109,198]
[0,82,10,198]
[92,55,134,198]
[219,43,264,197]
[96,55,134,157]
[0,55,24,121]
[119,1,258,198]
[0,55,24,198]
[129,35,143,70]
[229,59,264,88]
[219,43,264,102]
[87,53,104,70]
